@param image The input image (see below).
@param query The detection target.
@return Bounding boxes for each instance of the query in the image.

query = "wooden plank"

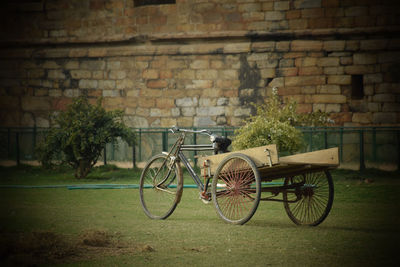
[279,147,339,166]
[198,144,279,174]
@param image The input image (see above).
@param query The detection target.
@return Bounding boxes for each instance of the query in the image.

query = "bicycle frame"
[162,128,216,197]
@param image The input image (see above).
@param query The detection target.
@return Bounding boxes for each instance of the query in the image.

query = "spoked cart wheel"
[212,153,261,225]
[139,154,183,220]
[283,170,334,226]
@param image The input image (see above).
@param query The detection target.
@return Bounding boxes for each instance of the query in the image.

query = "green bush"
[232,88,332,152]
[37,96,135,179]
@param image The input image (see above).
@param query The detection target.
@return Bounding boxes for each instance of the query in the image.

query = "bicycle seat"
[213,136,232,154]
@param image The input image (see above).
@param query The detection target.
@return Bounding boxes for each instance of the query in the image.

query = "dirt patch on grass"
[0,230,152,265]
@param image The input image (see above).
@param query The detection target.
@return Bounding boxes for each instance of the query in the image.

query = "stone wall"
[0,0,399,128]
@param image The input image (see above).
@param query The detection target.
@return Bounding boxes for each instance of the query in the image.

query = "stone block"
[317,57,339,67]
[220,70,238,80]
[265,11,285,20]
[234,107,252,116]
[147,80,168,89]
[297,103,313,113]
[345,6,368,16]
[295,57,317,67]
[301,8,324,18]
[323,40,345,51]
[160,70,173,79]
[274,1,290,11]
[177,117,193,127]
[88,48,107,57]
[352,112,372,124]
[194,116,216,127]
[176,70,195,80]
[260,68,276,78]
[299,66,322,76]
[211,60,224,69]
[285,75,325,86]
[109,70,126,80]
[156,98,175,109]
[21,97,51,111]
[383,103,400,112]
[142,69,159,79]
[289,19,308,30]
[69,49,88,58]
[340,57,353,65]
[80,60,105,70]
[324,67,344,75]
[326,104,341,113]
[344,65,375,75]
[312,94,346,103]
[176,97,198,107]
[269,77,284,87]
[353,53,377,65]
[79,79,98,89]
[345,40,360,51]
[373,112,397,124]
[327,75,351,85]
[251,42,275,52]
[360,39,388,51]
[116,79,134,89]
[224,43,251,53]
[277,67,298,76]
[138,98,155,108]
[313,103,326,112]
[196,70,218,80]
[47,70,65,80]
[71,70,91,79]
[276,41,290,51]
[63,89,80,97]
[190,80,213,89]
[102,90,119,97]
[190,60,209,69]
[98,80,115,90]
[319,84,341,94]
[238,3,261,12]
[27,69,45,79]
[372,94,395,103]
[199,98,216,107]
[364,74,382,84]
[92,71,104,79]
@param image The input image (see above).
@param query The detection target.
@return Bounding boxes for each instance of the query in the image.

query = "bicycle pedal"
[199,194,211,204]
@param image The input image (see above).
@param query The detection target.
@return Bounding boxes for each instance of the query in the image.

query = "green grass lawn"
[1,165,399,266]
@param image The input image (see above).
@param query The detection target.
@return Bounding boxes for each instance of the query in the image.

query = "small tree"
[232,88,332,152]
[37,96,135,178]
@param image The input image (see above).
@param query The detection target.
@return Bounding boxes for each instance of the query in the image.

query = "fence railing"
[1,126,399,171]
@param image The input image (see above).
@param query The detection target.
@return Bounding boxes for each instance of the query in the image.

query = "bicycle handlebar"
[170,126,212,136]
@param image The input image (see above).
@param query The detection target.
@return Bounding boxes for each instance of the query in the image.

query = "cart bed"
[199,146,339,180]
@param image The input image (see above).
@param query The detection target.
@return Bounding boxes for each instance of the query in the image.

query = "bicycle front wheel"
[212,153,261,225]
[139,154,183,220]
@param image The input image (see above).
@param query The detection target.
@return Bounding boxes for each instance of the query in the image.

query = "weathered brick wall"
[0,0,399,127]
[1,0,398,44]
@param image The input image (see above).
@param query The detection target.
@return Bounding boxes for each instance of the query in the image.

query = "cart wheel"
[139,154,183,220]
[283,170,334,226]
[212,153,261,225]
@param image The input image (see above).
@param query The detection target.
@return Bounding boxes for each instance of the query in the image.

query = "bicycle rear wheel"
[212,153,261,225]
[139,154,183,220]
[283,170,334,226]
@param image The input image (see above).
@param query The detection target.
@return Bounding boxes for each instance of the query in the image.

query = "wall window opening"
[351,75,364,99]
[134,0,175,7]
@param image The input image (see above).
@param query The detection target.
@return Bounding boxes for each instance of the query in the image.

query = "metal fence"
[1,126,399,171]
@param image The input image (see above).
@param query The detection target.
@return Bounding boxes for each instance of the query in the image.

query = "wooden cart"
[198,145,339,226]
